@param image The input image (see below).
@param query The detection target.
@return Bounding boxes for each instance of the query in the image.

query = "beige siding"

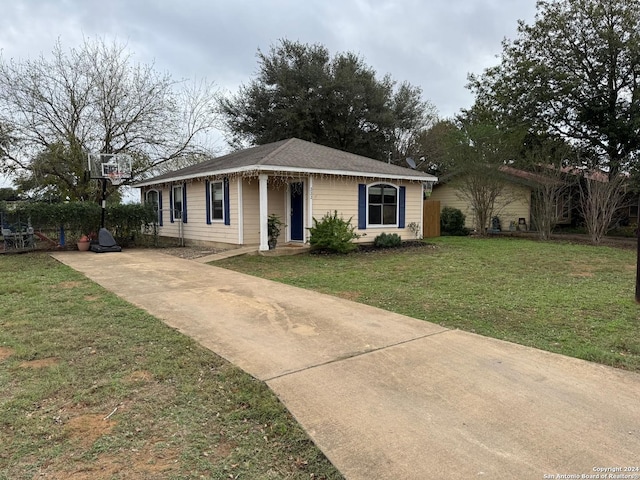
[311,177,424,243]
[498,184,531,230]
[144,180,241,246]
[241,178,288,244]
[430,181,531,231]
[142,174,426,247]
[242,181,260,245]
[268,185,287,234]
[429,184,475,228]
[403,182,424,240]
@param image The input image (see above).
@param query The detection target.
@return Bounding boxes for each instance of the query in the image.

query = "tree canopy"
[468,0,640,178]
[0,39,219,201]
[219,39,436,161]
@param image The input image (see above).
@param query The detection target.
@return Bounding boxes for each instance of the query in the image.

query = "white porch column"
[259,174,269,251]
[237,179,244,245]
[307,176,314,243]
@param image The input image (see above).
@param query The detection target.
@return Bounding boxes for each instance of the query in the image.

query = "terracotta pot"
[77,241,90,251]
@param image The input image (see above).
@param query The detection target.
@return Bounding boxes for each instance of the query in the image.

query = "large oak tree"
[468,0,640,178]
[219,39,436,161]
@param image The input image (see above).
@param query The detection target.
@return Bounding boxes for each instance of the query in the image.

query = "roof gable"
[135,138,437,186]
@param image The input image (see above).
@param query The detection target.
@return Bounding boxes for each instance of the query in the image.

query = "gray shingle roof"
[135,138,437,186]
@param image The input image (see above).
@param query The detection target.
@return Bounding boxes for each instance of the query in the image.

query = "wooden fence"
[423,200,440,238]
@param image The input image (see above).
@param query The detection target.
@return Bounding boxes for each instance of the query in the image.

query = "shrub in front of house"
[373,232,402,248]
[608,225,638,238]
[440,207,470,236]
[309,210,360,253]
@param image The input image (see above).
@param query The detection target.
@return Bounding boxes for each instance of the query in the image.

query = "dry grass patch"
[0,346,14,361]
[65,414,116,446]
[124,370,154,383]
[19,357,60,368]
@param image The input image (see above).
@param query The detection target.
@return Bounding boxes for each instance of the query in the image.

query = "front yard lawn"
[215,236,640,372]
[0,253,342,479]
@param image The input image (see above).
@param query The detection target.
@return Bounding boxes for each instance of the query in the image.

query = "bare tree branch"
[0,37,220,200]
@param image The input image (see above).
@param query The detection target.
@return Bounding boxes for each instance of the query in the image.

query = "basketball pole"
[636,194,640,303]
[100,177,108,229]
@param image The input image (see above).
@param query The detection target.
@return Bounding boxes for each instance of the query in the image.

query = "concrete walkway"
[52,250,640,480]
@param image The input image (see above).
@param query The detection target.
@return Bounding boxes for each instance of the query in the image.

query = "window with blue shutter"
[206,178,230,225]
[145,190,161,226]
[367,183,398,226]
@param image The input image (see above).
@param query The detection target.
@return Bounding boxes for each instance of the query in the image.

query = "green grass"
[216,236,640,371]
[0,253,343,480]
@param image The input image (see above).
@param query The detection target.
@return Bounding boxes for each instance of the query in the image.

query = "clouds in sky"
[1,1,537,119]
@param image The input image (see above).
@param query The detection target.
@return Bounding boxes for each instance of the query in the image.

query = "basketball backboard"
[88,153,132,185]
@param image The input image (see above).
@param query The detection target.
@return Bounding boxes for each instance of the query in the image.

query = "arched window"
[145,189,161,225]
[368,183,398,226]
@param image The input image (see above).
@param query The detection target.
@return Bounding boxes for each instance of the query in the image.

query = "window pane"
[146,191,158,212]
[369,186,382,204]
[211,182,224,220]
[213,204,223,219]
[212,183,223,201]
[369,205,382,225]
[383,205,396,224]
[173,186,182,219]
[383,187,397,204]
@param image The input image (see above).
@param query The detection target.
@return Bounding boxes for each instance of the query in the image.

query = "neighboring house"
[134,138,437,251]
[429,166,574,232]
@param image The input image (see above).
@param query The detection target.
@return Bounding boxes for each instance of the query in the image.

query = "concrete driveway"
[52,250,640,480]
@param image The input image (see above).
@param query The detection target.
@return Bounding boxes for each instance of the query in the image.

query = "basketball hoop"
[108,171,125,185]
[88,152,133,229]
[88,153,132,183]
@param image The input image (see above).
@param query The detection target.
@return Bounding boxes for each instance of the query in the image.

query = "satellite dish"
[406,157,417,169]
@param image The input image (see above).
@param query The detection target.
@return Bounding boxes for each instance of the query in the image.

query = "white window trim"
[145,189,160,223]
[366,182,399,228]
[209,180,225,223]
[172,185,183,221]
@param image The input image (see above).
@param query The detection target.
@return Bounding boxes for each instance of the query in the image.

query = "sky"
[0,0,539,189]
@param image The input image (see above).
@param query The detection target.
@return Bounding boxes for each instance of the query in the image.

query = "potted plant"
[77,234,90,251]
[267,214,285,250]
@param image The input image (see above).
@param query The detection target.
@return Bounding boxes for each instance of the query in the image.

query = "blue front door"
[290,182,304,241]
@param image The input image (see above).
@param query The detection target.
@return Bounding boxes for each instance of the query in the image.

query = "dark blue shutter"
[358,184,367,230]
[182,183,188,223]
[169,185,174,223]
[205,180,211,225]
[399,186,406,228]
[223,177,230,226]
[158,191,163,226]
